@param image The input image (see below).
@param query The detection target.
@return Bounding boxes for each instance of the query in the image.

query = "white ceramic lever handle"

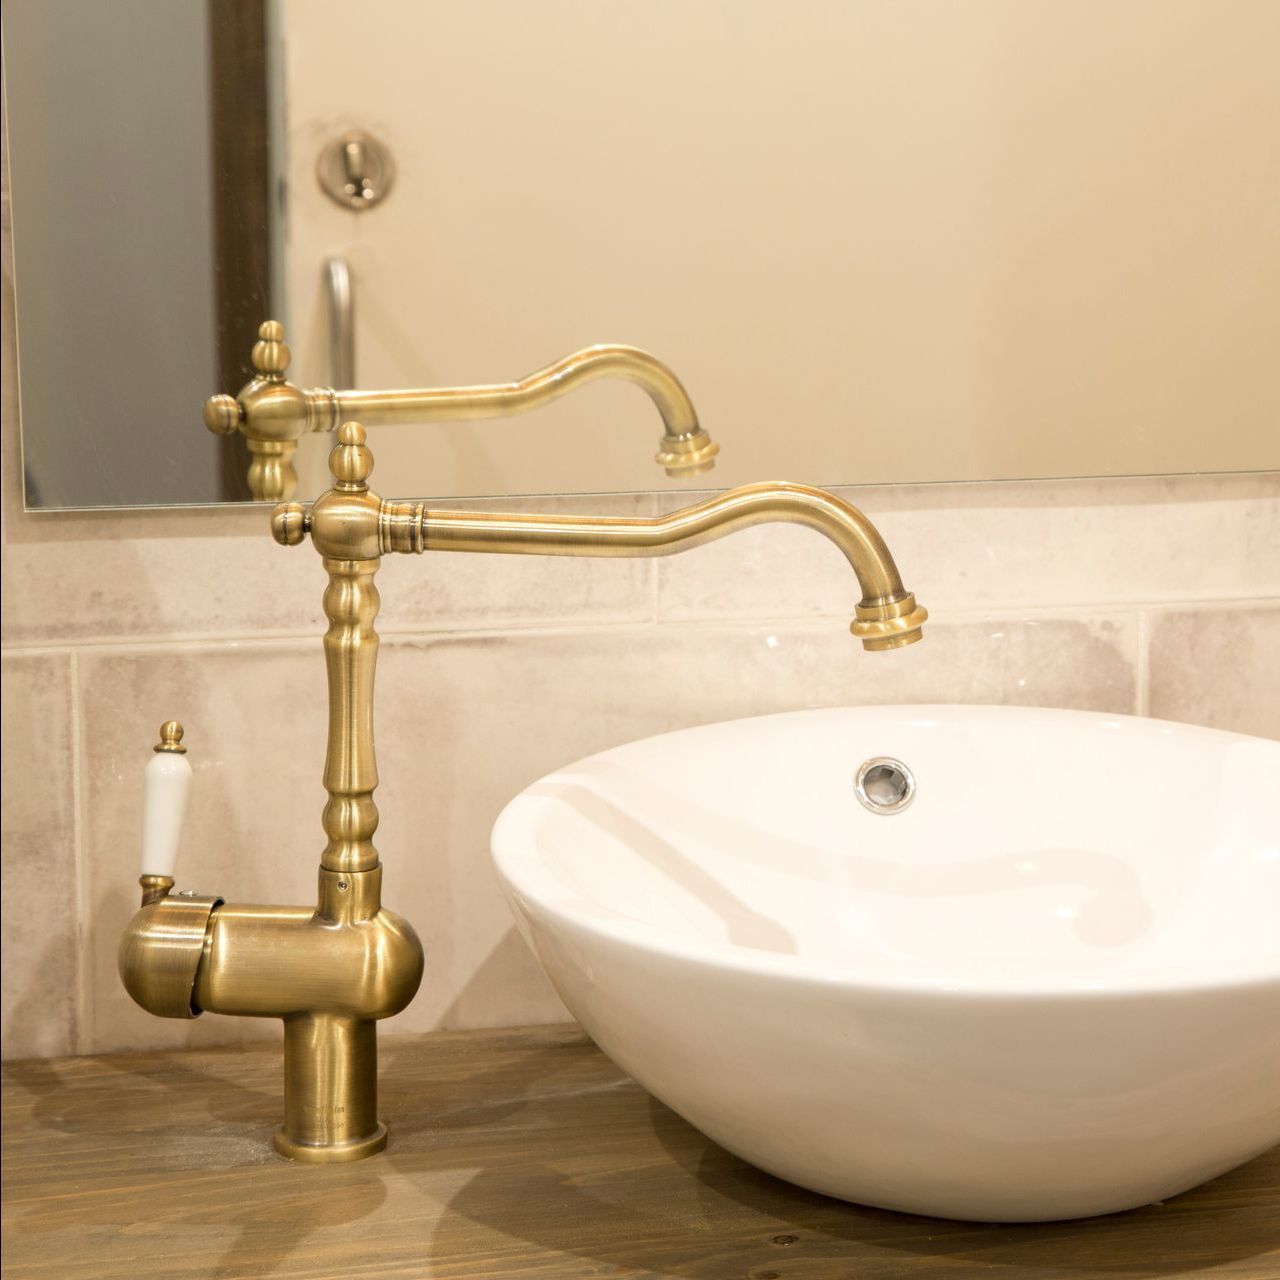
[141,721,192,879]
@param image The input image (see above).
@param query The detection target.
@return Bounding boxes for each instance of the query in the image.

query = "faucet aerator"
[664,460,717,479]
[850,595,929,652]
[655,428,720,477]
[862,628,925,652]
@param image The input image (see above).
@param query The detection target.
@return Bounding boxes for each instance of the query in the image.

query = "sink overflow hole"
[854,757,916,814]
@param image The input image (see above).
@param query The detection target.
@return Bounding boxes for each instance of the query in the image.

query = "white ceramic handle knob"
[141,721,192,879]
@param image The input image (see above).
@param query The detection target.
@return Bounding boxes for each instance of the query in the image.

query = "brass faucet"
[119,706,423,1163]
[121,332,925,1164]
[203,320,720,501]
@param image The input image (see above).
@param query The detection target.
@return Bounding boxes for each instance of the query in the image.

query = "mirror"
[6,0,1278,510]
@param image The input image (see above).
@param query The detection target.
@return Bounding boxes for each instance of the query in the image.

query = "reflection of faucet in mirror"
[122,339,926,1164]
[203,321,721,501]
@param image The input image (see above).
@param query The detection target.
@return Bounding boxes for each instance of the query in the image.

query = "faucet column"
[300,421,385,895]
[319,553,381,878]
[273,421,399,1162]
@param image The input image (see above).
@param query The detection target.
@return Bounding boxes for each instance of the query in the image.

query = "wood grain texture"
[3,1025,1278,1279]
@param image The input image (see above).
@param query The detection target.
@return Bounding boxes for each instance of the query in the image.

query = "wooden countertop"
[3,1025,1277,1279]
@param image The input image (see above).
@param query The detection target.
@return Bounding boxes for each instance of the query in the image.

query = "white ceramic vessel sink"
[492,705,1280,1222]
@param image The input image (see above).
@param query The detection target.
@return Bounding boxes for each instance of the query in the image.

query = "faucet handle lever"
[141,721,192,881]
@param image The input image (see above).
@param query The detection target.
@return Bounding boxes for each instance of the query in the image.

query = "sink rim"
[492,703,1280,1002]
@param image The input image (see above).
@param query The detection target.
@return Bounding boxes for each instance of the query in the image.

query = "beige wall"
[3,87,1280,1061]
[285,0,1280,499]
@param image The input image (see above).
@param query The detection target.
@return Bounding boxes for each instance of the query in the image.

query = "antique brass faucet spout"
[205,322,717,500]
[271,429,927,652]
[379,481,927,650]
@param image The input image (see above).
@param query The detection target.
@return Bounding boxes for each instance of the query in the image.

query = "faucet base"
[273,1121,388,1164]
[275,1013,386,1163]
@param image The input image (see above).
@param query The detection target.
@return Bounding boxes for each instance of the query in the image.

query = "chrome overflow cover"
[854,757,916,814]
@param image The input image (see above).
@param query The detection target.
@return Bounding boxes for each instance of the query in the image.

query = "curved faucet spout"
[205,323,718,501]
[338,343,718,478]
[388,481,927,651]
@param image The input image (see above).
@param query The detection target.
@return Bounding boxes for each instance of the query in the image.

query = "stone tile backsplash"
[1,653,79,1058]
[4,480,1277,1061]
[1147,603,1280,739]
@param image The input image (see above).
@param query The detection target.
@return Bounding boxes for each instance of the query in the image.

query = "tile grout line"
[2,591,1278,655]
[0,617,661,659]
[67,648,90,1056]
[1135,610,1151,717]
[1,593,1276,659]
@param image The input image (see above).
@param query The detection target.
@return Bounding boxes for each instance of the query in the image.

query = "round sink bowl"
[491,705,1280,1222]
